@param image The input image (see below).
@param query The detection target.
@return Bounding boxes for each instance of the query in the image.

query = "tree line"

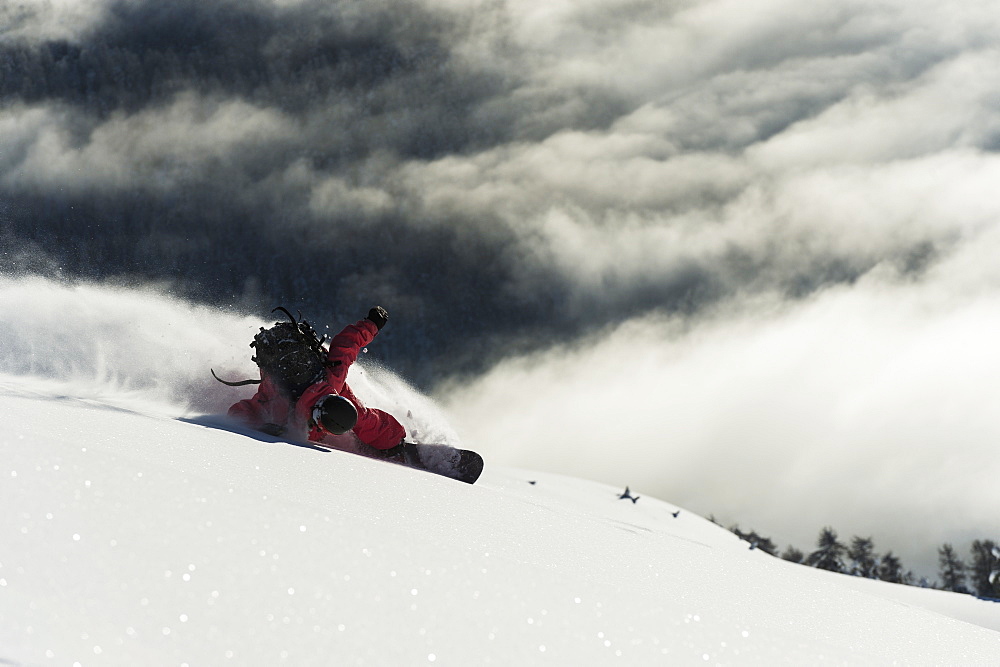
[725,523,1000,598]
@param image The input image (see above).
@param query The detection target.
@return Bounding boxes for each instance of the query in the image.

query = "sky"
[3,0,1000,577]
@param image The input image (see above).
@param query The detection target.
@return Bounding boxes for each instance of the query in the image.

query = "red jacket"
[228,318,406,450]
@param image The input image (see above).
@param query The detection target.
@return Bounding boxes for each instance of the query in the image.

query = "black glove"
[366,306,388,330]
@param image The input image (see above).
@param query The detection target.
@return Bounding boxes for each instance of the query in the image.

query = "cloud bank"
[441,272,1000,576]
[3,0,1000,575]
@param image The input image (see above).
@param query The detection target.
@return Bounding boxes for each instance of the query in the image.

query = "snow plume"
[351,362,462,447]
[0,277,452,442]
[0,275,260,415]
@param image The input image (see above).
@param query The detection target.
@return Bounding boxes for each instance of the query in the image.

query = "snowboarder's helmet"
[314,394,358,435]
[251,307,328,398]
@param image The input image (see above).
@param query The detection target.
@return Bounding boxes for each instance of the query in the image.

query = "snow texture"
[2,389,1000,666]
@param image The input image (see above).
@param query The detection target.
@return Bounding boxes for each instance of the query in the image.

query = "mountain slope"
[2,390,999,665]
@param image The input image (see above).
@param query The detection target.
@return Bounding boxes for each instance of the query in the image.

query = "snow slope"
[3,387,1000,666]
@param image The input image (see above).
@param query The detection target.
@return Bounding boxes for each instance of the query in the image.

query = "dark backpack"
[213,307,332,398]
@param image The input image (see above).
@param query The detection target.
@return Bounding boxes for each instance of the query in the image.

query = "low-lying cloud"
[440,267,1000,576]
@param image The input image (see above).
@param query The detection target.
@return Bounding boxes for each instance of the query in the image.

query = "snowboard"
[190,415,484,483]
[385,443,484,485]
[327,439,484,484]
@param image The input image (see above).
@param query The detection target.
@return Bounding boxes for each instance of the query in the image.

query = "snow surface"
[3,385,1000,665]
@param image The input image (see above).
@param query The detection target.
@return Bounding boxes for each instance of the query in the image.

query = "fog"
[441,278,1000,576]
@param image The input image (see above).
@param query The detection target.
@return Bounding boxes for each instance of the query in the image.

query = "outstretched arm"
[325,307,389,379]
[298,307,406,447]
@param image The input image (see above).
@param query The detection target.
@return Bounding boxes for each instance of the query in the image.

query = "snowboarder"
[217,306,407,454]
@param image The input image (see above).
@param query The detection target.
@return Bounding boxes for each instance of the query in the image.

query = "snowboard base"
[324,439,484,484]
[395,443,484,484]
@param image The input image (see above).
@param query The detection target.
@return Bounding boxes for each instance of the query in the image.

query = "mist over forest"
[3,0,1000,578]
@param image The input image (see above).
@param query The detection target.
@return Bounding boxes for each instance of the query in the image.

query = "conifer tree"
[937,544,969,594]
[848,536,878,578]
[969,540,1000,598]
[877,551,906,584]
[728,526,778,556]
[805,527,846,573]
[781,546,805,564]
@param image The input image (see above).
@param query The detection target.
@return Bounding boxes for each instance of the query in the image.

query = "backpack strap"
[211,368,262,387]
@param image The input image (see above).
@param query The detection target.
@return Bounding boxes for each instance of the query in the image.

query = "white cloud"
[268,159,396,221]
[0,0,113,42]
[749,51,1000,169]
[439,269,1000,575]
[3,94,296,193]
